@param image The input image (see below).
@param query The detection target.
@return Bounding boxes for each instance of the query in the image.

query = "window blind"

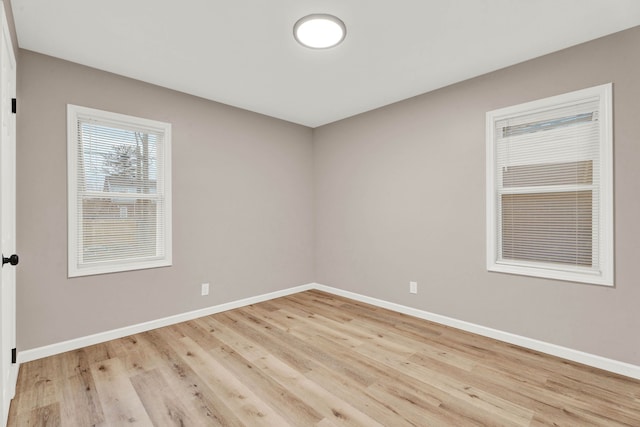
[494,99,600,272]
[68,105,172,277]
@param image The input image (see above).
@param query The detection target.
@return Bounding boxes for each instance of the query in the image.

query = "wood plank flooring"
[8,290,640,426]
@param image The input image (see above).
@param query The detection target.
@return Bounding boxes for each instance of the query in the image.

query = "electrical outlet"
[409,281,418,294]
[201,283,210,296]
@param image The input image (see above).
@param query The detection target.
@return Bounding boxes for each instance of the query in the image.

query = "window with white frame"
[67,105,172,277]
[486,84,613,286]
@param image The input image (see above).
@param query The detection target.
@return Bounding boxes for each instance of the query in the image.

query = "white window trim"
[67,105,172,277]
[486,84,613,286]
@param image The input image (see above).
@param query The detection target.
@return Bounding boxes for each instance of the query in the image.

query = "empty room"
[0,0,639,425]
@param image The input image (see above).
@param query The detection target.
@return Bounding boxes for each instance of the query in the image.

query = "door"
[0,5,16,426]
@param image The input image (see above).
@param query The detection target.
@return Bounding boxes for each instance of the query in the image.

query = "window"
[68,105,172,277]
[486,84,613,286]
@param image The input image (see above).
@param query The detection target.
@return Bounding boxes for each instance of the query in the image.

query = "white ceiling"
[11,1,640,127]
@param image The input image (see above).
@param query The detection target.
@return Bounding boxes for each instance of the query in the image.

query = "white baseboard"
[312,283,640,380]
[17,283,315,364]
[18,281,640,380]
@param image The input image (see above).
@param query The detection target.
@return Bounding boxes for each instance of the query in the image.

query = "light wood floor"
[7,290,640,426]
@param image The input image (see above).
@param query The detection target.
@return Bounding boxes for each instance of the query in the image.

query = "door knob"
[2,254,18,266]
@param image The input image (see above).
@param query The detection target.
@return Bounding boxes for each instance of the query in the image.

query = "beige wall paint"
[16,50,314,350]
[314,27,640,365]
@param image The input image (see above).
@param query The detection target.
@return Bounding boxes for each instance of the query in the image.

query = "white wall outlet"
[409,281,418,294]
[201,283,210,296]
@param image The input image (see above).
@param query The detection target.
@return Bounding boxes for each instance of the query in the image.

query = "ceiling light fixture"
[293,14,346,49]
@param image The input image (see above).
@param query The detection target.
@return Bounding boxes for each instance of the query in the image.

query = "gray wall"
[17,51,315,351]
[314,26,640,366]
[15,24,640,367]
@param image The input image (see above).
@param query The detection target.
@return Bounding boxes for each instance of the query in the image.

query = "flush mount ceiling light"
[294,14,346,49]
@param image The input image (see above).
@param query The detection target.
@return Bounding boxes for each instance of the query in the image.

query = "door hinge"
[11,348,16,364]
[11,98,16,114]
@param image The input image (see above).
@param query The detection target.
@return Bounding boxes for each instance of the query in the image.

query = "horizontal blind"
[75,117,166,267]
[495,98,600,271]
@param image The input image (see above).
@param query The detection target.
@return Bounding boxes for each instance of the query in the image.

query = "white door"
[0,5,17,426]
